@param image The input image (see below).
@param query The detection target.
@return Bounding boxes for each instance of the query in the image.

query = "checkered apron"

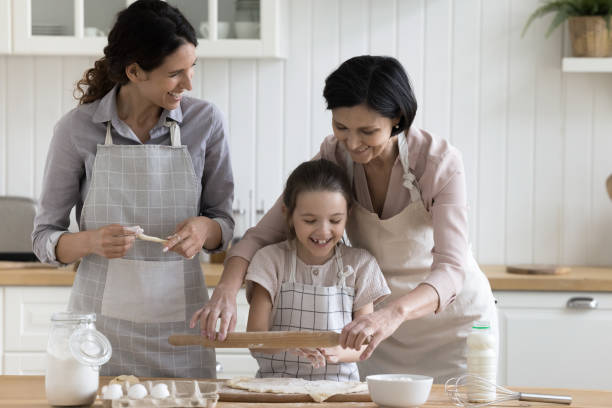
[253,242,359,381]
[68,121,216,378]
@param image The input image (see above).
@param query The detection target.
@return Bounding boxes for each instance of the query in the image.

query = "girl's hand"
[164,216,217,259]
[290,348,326,368]
[317,346,342,364]
[190,285,238,340]
[339,305,405,361]
[89,224,137,259]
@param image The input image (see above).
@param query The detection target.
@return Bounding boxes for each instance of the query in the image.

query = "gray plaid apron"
[253,242,359,381]
[68,121,216,378]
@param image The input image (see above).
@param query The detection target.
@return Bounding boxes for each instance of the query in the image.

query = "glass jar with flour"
[45,312,112,406]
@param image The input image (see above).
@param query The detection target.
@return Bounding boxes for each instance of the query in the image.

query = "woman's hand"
[189,256,249,340]
[89,224,137,259]
[190,284,238,340]
[164,216,220,259]
[339,305,405,361]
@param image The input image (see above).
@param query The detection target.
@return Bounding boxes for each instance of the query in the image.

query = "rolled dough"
[226,377,368,402]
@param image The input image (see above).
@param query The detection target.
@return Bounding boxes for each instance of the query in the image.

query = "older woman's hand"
[339,305,405,361]
[189,284,238,340]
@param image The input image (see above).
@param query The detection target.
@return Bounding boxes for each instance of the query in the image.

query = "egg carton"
[102,380,219,408]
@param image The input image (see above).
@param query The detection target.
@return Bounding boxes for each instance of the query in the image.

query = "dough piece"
[226,377,368,402]
[137,233,168,244]
[109,374,140,385]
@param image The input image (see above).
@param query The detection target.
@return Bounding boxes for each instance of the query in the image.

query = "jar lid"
[69,327,112,367]
[51,311,96,324]
[472,320,490,329]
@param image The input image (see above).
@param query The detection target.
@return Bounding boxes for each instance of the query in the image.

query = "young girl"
[245,159,390,381]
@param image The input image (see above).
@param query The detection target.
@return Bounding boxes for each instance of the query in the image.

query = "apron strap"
[105,121,181,146]
[105,122,113,145]
[334,245,354,288]
[165,121,182,147]
[289,240,298,283]
[397,133,421,203]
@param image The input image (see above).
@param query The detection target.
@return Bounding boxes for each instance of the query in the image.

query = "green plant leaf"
[546,9,570,36]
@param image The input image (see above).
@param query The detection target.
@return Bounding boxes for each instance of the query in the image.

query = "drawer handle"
[216,361,223,373]
[566,297,598,309]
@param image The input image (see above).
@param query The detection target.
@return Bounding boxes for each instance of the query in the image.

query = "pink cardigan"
[228,126,470,312]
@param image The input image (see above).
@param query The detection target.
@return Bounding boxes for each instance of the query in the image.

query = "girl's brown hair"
[282,159,353,237]
[75,0,198,104]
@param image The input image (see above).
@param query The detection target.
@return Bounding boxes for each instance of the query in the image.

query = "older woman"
[192,55,496,383]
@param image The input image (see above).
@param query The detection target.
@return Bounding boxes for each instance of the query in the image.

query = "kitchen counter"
[1,261,612,291]
[1,375,611,407]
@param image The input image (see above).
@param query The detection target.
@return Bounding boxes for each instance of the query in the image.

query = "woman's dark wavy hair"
[75,0,197,104]
[323,55,417,135]
[283,159,353,237]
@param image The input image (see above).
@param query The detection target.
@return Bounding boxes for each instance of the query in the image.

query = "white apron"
[69,121,216,378]
[253,242,359,381]
[345,134,498,383]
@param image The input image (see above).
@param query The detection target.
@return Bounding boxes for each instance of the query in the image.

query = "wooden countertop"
[1,375,611,407]
[1,261,612,292]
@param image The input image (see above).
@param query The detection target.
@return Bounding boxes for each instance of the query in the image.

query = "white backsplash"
[0,0,611,265]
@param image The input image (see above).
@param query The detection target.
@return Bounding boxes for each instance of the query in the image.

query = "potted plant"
[522,0,612,57]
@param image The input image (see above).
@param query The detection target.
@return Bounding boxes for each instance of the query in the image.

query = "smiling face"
[332,103,399,164]
[289,190,348,265]
[134,42,196,111]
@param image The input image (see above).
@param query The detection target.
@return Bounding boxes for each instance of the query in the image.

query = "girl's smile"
[290,190,348,265]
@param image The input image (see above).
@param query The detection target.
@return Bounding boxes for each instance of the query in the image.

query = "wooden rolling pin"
[169,331,369,349]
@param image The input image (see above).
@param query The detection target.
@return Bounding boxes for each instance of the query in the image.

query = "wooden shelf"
[562,57,612,72]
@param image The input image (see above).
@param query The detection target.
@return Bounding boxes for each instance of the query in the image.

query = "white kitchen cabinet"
[495,291,612,390]
[4,286,71,352]
[11,0,287,58]
[0,0,10,53]
[3,352,46,375]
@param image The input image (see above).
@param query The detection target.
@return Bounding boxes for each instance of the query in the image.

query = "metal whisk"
[445,374,572,407]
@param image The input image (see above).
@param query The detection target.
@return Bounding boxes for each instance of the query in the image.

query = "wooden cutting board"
[217,382,371,403]
[506,264,570,275]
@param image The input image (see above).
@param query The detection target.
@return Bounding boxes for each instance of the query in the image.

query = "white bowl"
[366,374,433,408]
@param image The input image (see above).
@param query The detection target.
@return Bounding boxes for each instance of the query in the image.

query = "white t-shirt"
[245,241,390,312]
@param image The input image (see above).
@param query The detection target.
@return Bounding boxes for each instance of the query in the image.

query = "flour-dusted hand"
[163,216,220,259]
[289,348,326,368]
[189,283,238,340]
[89,224,137,259]
[340,305,405,361]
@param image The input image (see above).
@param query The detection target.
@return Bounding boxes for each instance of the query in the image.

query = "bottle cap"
[472,320,490,329]
[69,327,112,367]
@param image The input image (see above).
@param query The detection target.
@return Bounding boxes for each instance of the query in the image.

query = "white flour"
[45,353,99,406]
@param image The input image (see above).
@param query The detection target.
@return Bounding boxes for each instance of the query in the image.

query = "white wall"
[1,0,611,266]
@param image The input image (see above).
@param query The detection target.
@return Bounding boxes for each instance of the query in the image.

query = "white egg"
[102,383,123,399]
[127,383,147,399]
[151,383,170,399]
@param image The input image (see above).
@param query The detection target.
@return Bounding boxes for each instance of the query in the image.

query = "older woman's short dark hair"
[323,55,418,135]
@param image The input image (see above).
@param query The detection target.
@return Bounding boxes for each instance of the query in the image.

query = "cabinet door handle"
[566,296,598,309]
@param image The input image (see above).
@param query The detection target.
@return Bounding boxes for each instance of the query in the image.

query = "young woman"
[32,0,234,377]
[245,159,389,380]
[193,55,497,383]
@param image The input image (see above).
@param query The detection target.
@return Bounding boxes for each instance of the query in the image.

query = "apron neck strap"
[104,121,181,146]
[105,122,113,145]
[164,121,182,147]
[397,133,421,203]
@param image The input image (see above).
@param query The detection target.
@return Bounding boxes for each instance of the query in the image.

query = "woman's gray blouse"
[32,86,234,265]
